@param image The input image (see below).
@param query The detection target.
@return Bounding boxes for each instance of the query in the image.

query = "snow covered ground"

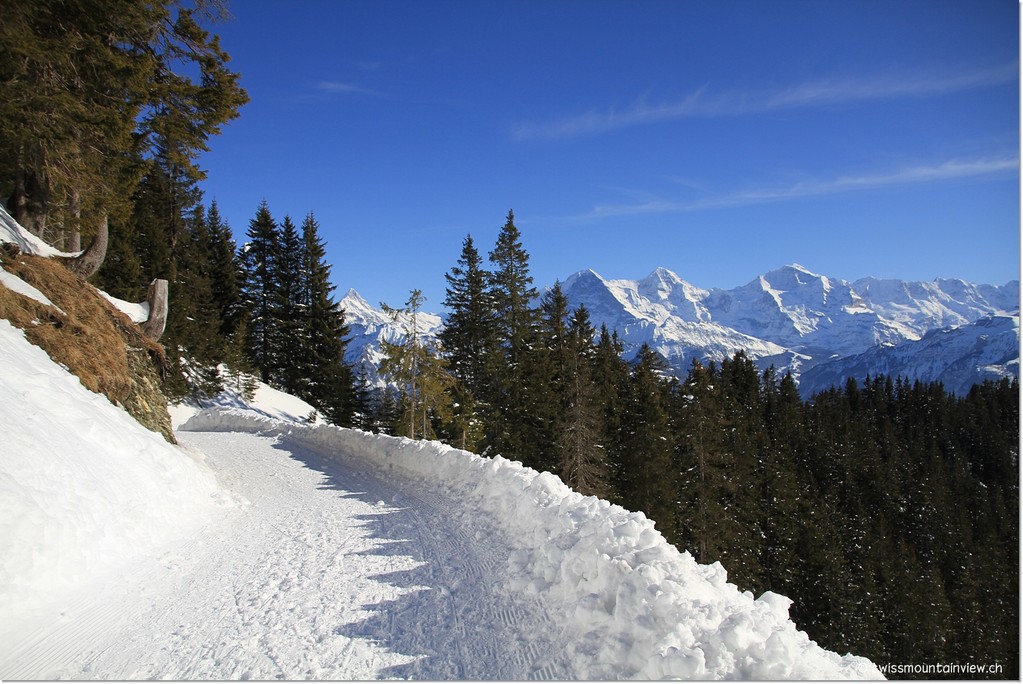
[0,211,883,678]
[0,318,882,680]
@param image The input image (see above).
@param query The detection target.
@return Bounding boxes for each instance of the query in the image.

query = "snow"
[557,264,1018,390]
[0,304,883,679]
[168,370,326,428]
[176,407,882,679]
[0,320,222,644]
[800,313,1021,397]
[0,203,78,258]
[97,289,150,323]
[1,207,154,324]
[0,264,62,312]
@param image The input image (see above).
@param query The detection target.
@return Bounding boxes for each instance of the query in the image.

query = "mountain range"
[340,264,1019,397]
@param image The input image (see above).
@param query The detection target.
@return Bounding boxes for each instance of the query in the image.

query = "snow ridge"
[180,408,882,680]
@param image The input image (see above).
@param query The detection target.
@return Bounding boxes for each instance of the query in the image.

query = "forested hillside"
[1,3,1016,679]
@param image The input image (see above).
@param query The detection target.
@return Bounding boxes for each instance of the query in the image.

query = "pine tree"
[488,210,538,363]
[619,344,677,540]
[526,281,573,472]
[96,213,145,301]
[1,1,154,241]
[486,210,540,462]
[298,212,354,426]
[239,200,282,384]
[1,1,247,250]
[163,204,225,399]
[592,325,630,504]
[127,161,176,287]
[673,358,730,562]
[714,351,767,587]
[205,201,244,341]
[557,305,610,497]
[440,234,499,404]
[275,215,306,396]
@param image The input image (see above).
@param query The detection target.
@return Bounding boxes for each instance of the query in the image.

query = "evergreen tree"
[158,204,224,400]
[238,200,282,384]
[557,305,610,497]
[96,212,145,301]
[488,210,538,362]
[714,351,767,586]
[440,234,498,401]
[618,344,677,540]
[128,161,176,287]
[1,1,154,241]
[205,201,244,340]
[486,210,540,462]
[275,215,306,395]
[351,361,380,431]
[673,358,731,563]
[297,212,354,426]
[592,325,630,504]
[1,1,247,250]
[527,281,573,472]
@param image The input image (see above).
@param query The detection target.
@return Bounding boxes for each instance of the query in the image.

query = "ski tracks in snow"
[1,430,569,680]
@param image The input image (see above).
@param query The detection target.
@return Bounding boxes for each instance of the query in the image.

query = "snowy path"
[1,430,569,680]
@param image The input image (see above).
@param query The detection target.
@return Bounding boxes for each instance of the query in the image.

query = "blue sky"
[198,0,1019,310]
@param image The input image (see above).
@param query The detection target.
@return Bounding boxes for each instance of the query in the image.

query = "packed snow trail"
[1,428,568,680]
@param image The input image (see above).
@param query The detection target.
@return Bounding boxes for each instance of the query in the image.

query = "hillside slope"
[0,318,882,679]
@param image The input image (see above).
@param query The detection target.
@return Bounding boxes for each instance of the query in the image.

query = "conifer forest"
[1,2,1018,678]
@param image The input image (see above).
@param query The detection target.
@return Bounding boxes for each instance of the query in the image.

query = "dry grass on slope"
[0,252,175,442]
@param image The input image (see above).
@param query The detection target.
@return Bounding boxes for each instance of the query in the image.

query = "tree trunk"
[65,213,108,279]
[69,188,82,252]
[141,278,169,341]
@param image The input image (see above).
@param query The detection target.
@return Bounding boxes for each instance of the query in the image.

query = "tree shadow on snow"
[269,436,523,680]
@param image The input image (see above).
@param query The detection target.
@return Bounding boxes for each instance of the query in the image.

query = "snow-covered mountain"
[701,264,909,357]
[340,288,444,384]
[559,263,1018,393]
[798,313,1021,397]
[562,268,796,368]
[340,263,1018,396]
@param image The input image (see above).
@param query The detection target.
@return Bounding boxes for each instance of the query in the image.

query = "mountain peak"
[647,266,681,281]
[341,288,371,308]
[754,263,833,295]
[566,267,606,282]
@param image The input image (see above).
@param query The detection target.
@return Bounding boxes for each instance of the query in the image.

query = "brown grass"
[0,253,167,413]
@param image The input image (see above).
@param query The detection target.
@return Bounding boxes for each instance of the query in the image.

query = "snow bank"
[0,320,223,637]
[169,373,324,429]
[181,408,883,680]
[97,289,150,323]
[0,204,77,258]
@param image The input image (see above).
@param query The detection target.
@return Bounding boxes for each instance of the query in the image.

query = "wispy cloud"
[578,157,1019,220]
[514,63,1017,140]
[314,80,379,96]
